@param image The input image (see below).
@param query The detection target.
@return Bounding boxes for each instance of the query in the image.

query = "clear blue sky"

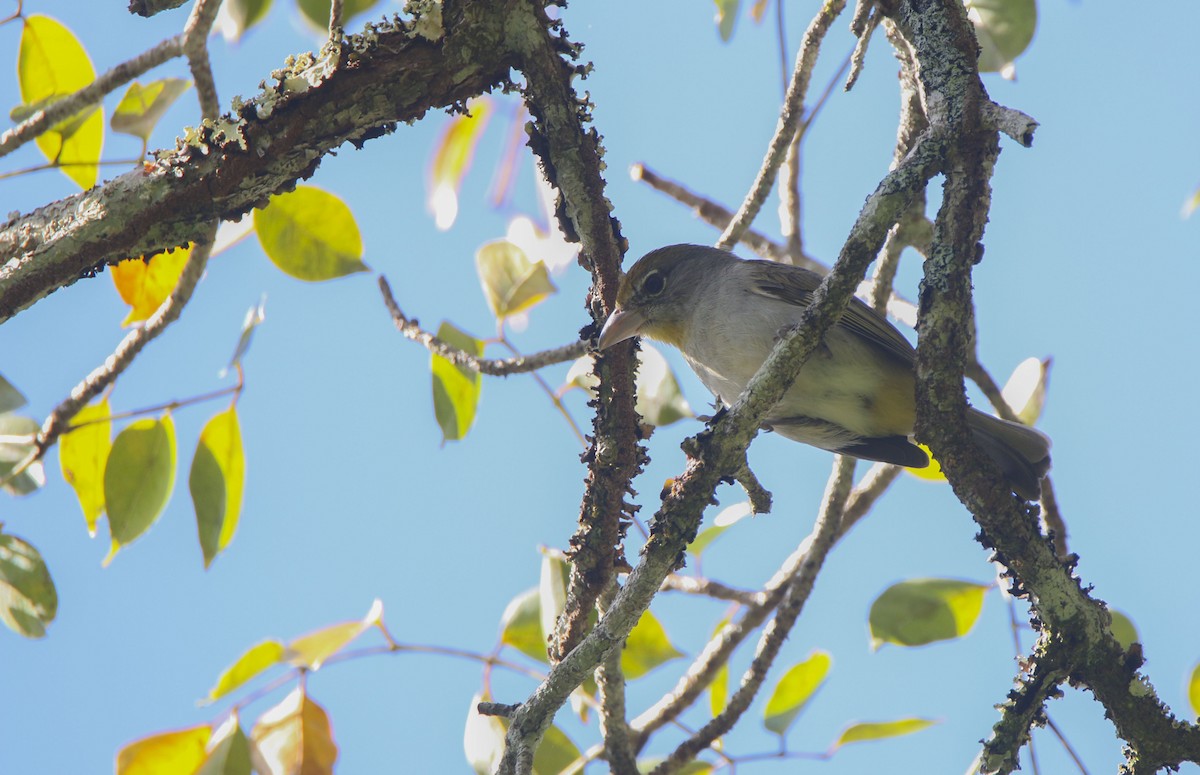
[2,1,1198,773]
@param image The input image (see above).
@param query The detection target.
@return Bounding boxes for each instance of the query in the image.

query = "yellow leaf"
[254,186,367,281]
[428,98,491,230]
[251,687,338,775]
[205,640,287,703]
[18,15,103,189]
[59,399,112,536]
[116,726,211,775]
[286,599,383,670]
[111,78,191,142]
[190,407,246,568]
[111,245,192,326]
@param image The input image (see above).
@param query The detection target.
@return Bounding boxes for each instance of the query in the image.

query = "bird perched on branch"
[597,244,1050,500]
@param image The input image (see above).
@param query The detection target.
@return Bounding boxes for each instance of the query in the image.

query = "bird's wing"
[747,260,916,364]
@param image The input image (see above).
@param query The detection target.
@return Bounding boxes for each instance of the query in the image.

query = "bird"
[596,244,1051,500]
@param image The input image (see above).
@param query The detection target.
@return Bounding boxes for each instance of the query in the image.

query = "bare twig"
[660,575,759,606]
[844,7,881,91]
[596,584,638,775]
[182,0,221,119]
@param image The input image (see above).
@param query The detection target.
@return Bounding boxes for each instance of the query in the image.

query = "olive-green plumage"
[599,244,1051,499]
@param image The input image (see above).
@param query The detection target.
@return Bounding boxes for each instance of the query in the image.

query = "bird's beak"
[597,307,646,349]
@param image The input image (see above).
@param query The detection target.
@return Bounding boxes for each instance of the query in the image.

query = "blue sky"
[2,1,1198,773]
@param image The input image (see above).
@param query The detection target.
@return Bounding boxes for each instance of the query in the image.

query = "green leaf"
[965,0,1037,77]
[538,551,570,645]
[216,0,273,42]
[254,186,369,281]
[104,415,177,558]
[830,718,938,750]
[223,295,267,377]
[59,399,112,535]
[191,407,246,569]
[1188,663,1200,719]
[0,413,46,495]
[621,609,684,679]
[296,0,380,31]
[205,640,287,703]
[763,650,832,736]
[0,375,27,414]
[633,344,693,426]
[287,599,383,670]
[428,97,491,230]
[0,531,58,638]
[713,0,740,41]
[196,715,252,775]
[17,15,103,189]
[1001,356,1051,426]
[111,78,191,142]
[475,240,557,320]
[687,501,752,558]
[534,724,582,775]
[431,322,483,443]
[1108,609,1139,651]
[498,587,548,663]
[869,578,988,648]
[115,725,211,775]
[709,617,731,718]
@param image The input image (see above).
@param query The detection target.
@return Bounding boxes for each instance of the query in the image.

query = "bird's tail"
[966,409,1052,500]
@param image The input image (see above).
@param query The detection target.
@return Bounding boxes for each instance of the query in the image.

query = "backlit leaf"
[1188,663,1200,718]
[17,15,103,189]
[869,578,988,649]
[205,640,287,703]
[688,501,752,558]
[116,726,211,775]
[111,245,192,326]
[0,531,58,638]
[216,0,273,42]
[254,186,368,281]
[431,322,483,443]
[250,687,337,775]
[763,650,832,736]
[966,0,1036,77]
[709,617,731,718]
[296,0,380,31]
[714,0,739,41]
[475,240,557,320]
[0,414,45,495]
[222,296,267,377]
[0,375,27,414]
[287,599,383,670]
[428,98,491,230]
[830,718,938,750]
[197,715,253,775]
[633,344,692,426]
[105,415,177,557]
[464,693,507,775]
[111,78,191,142]
[1001,356,1051,426]
[59,399,112,535]
[534,724,582,775]
[191,407,246,568]
[499,587,547,663]
[621,609,683,679]
[1109,609,1139,651]
[538,551,569,646]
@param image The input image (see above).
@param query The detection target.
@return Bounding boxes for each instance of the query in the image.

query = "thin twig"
[182,0,221,119]
[844,8,881,92]
[498,337,587,448]
[328,0,345,40]
[660,575,759,606]
[596,584,638,775]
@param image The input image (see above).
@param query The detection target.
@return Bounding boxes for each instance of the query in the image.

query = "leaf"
[499,587,548,663]
[869,578,988,649]
[636,758,714,775]
[709,617,732,718]
[830,718,938,750]
[105,415,177,558]
[0,531,58,638]
[111,245,192,326]
[538,551,570,646]
[205,640,287,703]
[1001,356,1051,426]
[59,399,112,535]
[0,413,46,495]
[633,344,693,426]
[1184,186,1200,219]
[116,726,211,775]
[191,407,246,568]
[475,240,557,320]
[17,15,103,189]
[0,375,27,414]
[250,687,338,775]
[428,98,492,230]
[1108,609,1139,651]
[111,78,191,142]
[534,724,582,775]
[713,0,740,41]
[254,186,369,281]
[1188,663,1200,719]
[464,693,507,775]
[621,609,684,679]
[431,322,483,443]
[222,295,267,377]
[763,650,832,736]
[905,442,947,483]
[688,501,752,558]
[215,0,273,42]
[287,599,383,670]
[197,715,253,775]
[296,0,380,31]
[965,0,1037,77]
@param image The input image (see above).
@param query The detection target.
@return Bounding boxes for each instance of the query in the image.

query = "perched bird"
[597,244,1051,499]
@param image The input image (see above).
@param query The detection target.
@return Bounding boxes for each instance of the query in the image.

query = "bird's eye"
[641,270,666,297]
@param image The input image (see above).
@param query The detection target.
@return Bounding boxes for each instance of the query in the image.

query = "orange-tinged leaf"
[191,407,246,568]
[116,725,211,775]
[111,246,192,326]
[17,15,102,189]
[250,688,337,775]
[428,98,491,230]
[205,640,287,704]
[59,399,111,536]
[286,599,383,670]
